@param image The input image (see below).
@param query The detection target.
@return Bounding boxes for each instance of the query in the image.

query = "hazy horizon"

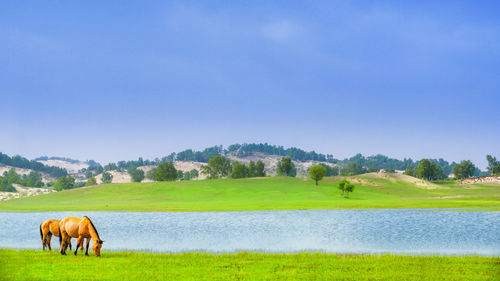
[1,1,499,169]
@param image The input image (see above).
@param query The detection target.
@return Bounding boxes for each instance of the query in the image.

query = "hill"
[0,173,497,212]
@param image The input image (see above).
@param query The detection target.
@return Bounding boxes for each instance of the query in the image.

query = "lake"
[1,209,498,255]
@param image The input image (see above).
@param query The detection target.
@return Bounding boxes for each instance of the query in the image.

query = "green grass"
[0,175,498,212]
[1,249,498,281]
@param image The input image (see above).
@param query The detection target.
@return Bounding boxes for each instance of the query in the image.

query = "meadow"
[1,249,498,281]
[0,174,498,212]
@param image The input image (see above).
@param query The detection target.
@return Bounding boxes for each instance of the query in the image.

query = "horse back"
[60,217,84,238]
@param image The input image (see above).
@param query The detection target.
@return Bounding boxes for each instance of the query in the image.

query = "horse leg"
[85,238,90,256]
[74,236,83,255]
[47,234,52,251]
[60,231,67,255]
[68,237,72,251]
[42,233,47,250]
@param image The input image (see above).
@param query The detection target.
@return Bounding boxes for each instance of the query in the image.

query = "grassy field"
[1,249,498,281]
[0,174,498,212]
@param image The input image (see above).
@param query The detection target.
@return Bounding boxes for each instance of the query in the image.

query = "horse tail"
[39,223,43,242]
[58,225,62,246]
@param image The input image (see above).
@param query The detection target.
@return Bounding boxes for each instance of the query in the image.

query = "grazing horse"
[40,219,72,251]
[59,216,104,257]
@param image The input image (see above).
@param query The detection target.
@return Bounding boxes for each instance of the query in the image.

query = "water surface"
[1,209,498,255]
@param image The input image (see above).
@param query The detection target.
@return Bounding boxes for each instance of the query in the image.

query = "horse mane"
[84,216,101,241]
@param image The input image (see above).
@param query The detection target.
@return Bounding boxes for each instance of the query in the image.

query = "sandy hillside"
[37,159,89,174]
[95,170,132,184]
[459,176,500,185]
[0,184,55,201]
[0,164,56,182]
[361,171,441,189]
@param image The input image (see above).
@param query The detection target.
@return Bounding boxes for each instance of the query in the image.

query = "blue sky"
[1,1,499,169]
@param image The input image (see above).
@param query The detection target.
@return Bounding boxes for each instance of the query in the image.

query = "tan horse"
[40,219,72,251]
[59,216,104,257]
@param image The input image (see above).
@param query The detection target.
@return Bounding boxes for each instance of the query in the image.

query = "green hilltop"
[0,174,498,212]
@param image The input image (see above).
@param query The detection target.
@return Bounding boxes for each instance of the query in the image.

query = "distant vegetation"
[231,160,266,179]
[2,148,499,194]
[156,163,178,181]
[0,152,67,178]
[227,143,330,161]
[101,172,113,184]
[277,157,296,177]
[0,168,43,192]
[201,156,232,179]
[129,168,145,183]
[486,155,500,175]
[82,144,497,179]
[452,160,476,180]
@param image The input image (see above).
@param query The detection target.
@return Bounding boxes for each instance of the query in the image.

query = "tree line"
[0,168,45,192]
[0,152,68,178]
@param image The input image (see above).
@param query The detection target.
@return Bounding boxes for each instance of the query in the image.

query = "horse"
[59,216,104,257]
[40,219,72,251]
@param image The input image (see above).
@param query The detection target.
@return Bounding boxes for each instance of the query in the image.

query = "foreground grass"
[0,176,498,212]
[1,249,498,281]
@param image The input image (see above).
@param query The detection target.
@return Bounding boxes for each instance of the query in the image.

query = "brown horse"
[59,216,104,257]
[40,219,72,251]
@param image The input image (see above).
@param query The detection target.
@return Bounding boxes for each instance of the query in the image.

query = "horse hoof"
[85,253,89,256]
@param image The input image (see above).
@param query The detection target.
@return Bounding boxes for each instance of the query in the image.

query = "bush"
[277,157,296,177]
[101,172,113,184]
[130,169,145,182]
[86,177,97,186]
[156,163,177,181]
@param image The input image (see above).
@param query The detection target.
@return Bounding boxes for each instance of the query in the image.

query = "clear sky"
[1,1,499,169]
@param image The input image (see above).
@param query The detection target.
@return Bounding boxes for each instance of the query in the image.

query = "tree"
[248,161,256,177]
[0,176,16,192]
[309,165,327,186]
[231,161,249,179]
[200,155,232,179]
[453,160,476,180]
[344,182,355,198]
[277,157,296,177]
[340,163,367,176]
[319,164,339,176]
[337,180,349,196]
[177,170,184,180]
[255,160,266,177]
[85,170,93,179]
[404,165,415,177]
[156,163,178,181]
[86,177,97,186]
[486,155,500,175]
[146,168,157,181]
[416,159,444,181]
[6,168,19,186]
[130,169,145,182]
[189,169,199,179]
[53,175,75,191]
[101,171,113,184]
